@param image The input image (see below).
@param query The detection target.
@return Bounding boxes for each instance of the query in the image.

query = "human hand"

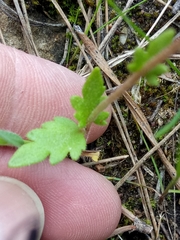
[0,44,121,240]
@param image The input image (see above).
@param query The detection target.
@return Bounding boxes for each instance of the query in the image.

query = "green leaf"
[146,74,159,87]
[94,112,109,125]
[8,117,86,167]
[146,64,168,86]
[127,29,175,86]
[148,29,175,57]
[128,48,149,72]
[155,109,180,139]
[71,67,109,128]
[0,130,24,147]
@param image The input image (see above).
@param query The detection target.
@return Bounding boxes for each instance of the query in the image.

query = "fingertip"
[0,176,44,240]
[0,148,121,240]
[35,159,121,240]
[0,43,110,142]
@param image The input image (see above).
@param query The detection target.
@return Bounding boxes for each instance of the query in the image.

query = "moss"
[84,0,95,7]
[27,0,80,21]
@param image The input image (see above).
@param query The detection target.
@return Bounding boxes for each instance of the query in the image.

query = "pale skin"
[0,44,121,240]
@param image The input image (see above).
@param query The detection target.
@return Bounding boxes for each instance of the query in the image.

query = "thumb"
[0,176,44,240]
[0,43,110,142]
[0,149,121,240]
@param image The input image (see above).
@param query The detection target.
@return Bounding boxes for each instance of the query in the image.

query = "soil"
[0,0,66,61]
[1,0,180,240]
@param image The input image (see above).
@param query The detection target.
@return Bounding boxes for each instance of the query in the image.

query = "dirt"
[1,0,180,240]
[0,0,66,61]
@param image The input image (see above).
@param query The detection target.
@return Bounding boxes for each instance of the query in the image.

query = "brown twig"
[51,0,93,71]
[75,27,180,189]
[106,79,157,237]
[109,225,136,237]
[115,122,180,189]
[0,0,65,27]
[86,38,180,122]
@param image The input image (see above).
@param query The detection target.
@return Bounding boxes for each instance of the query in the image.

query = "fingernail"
[0,176,44,240]
[27,228,39,240]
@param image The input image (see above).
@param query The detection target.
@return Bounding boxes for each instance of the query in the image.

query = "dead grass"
[0,0,180,239]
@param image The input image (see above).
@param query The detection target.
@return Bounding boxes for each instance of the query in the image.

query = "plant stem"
[87,37,180,127]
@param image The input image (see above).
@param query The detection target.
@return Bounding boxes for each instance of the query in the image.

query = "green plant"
[107,0,180,203]
[159,152,180,204]
[0,28,179,168]
[155,114,180,203]
[108,0,180,76]
[2,67,109,167]
[155,109,180,140]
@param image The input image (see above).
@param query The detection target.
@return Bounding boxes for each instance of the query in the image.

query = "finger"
[0,148,121,240]
[0,176,44,240]
[0,44,121,239]
[0,43,110,143]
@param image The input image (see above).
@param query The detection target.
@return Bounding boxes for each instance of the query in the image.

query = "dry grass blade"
[59,29,70,65]
[101,12,180,71]
[139,0,174,46]
[104,0,109,60]
[124,96,180,186]
[51,0,93,71]
[76,1,94,71]
[112,105,157,237]
[77,0,96,44]
[74,25,120,85]
[13,0,39,55]
[115,122,180,189]
[2,1,180,238]
[156,0,174,10]
[110,210,156,239]
[139,10,180,47]
[0,27,5,44]
[120,207,153,235]
[95,0,102,46]
[172,0,180,13]
[0,0,65,27]
[98,0,134,53]
[109,225,137,237]
[107,78,157,236]
[82,155,128,166]
[75,27,180,190]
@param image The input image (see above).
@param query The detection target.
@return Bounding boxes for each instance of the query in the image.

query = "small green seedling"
[108,0,180,202]
[5,67,109,167]
[155,109,180,140]
[71,67,109,128]
[0,28,178,168]
[155,111,180,202]
[128,30,174,86]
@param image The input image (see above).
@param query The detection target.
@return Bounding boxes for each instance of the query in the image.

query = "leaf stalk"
[87,38,180,127]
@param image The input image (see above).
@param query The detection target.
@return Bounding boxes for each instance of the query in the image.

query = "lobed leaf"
[147,29,175,57]
[128,48,149,72]
[128,29,175,86]
[71,67,109,128]
[146,64,168,86]
[8,117,86,167]
[94,112,109,125]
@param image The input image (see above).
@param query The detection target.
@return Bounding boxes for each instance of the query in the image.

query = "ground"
[0,0,180,239]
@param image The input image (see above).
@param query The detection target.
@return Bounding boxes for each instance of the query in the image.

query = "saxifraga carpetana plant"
[0,29,180,170]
